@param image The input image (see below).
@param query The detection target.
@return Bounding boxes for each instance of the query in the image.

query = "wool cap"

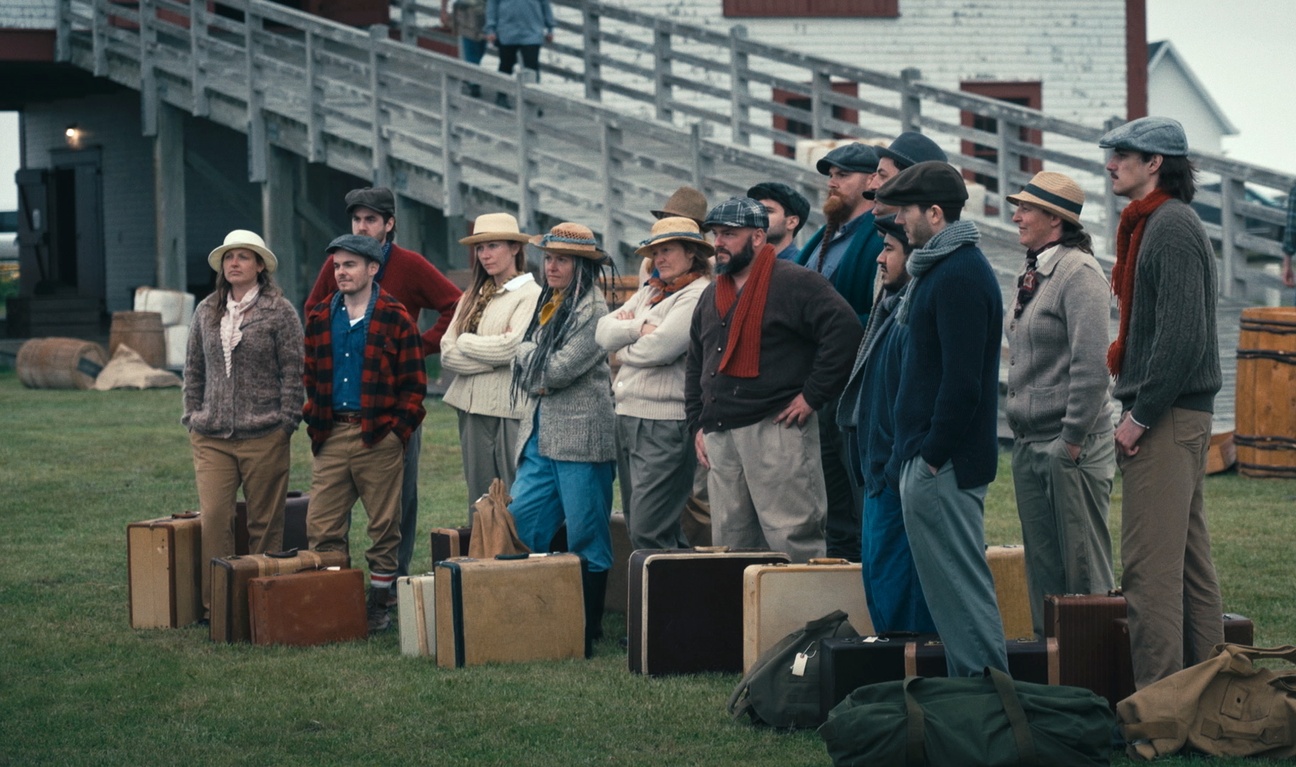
[208,229,278,273]
[327,233,386,266]
[876,132,948,170]
[874,161,969,207]
[460,212,533,245]
[703,197,770,231]
[635,216,716,258]
[815,142,880,175]
[344,186,396,217]
[651,186,710,225]
[1006,171,1085,227]
[530,222,609,261]
[746,182,811,235]
[1098,116,1189,157]
[874,214,910,250]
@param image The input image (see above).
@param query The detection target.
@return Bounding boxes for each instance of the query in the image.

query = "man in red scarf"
[685,197,861,563]
[1100,116,1223,690]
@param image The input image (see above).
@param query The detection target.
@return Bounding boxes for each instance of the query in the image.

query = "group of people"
[181,114,1225,691]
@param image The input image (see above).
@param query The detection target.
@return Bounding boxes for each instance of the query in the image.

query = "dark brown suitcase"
[1044,593,1128,707]
[430,525,567,565]
[210,549,349,643]
[127,511,203,628]
[248,567,367,647]
[1112,612,1254,702]
[627,547,790,676]
[235,491,309,555]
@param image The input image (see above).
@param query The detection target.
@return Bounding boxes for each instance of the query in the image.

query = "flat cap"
[344,186,396,217]
[874,161,969,207]
[703,197,769,231]
[1097,116,1188,156]
[327,233,386,266]
[876,132,947,170]
[816,143,879,175]
[873,214,909,249]
[746,182,811,235]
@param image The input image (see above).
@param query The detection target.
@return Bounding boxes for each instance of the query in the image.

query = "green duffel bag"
[819,666,1114,767]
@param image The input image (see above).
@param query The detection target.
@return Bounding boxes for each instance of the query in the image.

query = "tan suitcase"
[397,573,438,658]
[987,544,1033,640]
[127,511,203,628]
[741,558,874,673]
[210,549,349,643]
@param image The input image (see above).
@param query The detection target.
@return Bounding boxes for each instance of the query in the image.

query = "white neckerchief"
[220,286,260,377]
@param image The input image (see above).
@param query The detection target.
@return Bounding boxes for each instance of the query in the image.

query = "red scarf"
[714,243,776,378]
[1108,188,1172,376]
[646,270,704,306]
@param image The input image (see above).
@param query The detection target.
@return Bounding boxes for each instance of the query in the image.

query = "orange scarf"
[1108,188,1172,376]
[714,244,776,378]
[646,271,704,305]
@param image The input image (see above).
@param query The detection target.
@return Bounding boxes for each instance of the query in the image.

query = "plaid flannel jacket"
[302,288,427,455]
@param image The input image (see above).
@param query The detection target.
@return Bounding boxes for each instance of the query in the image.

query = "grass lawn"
[1,369,1293,766]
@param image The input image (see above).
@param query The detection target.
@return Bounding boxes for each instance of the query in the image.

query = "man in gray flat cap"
[685,198,861,562]
[876,161,1008,677]
[869,131,949,216]
[1099,115,1223,689]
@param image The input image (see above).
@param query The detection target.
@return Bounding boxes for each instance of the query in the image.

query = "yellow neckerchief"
[538,289,565,326]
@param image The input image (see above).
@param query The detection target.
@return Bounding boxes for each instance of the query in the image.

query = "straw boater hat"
[1005,171,1085,228]
[634,217,715,259]
[459,212,533,245]
[651,186,709,225]
[530,222,608,261]
[207,229,278,273]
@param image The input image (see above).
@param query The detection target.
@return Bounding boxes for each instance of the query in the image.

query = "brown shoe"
[367,587,392,633]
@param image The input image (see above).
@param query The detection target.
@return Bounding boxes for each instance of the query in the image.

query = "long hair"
[1151,154,1197,204]
[211,254,279,325]
[1058,221,1094,254]
[511,255,609,405]
[452,241,527,335]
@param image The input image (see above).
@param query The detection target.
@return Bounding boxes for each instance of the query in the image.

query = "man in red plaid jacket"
[303,234,427,632]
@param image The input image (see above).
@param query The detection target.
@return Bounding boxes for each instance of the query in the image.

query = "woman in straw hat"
[595,217,712,551]
[441,212,542,520]
[1004,172,1116,639]
[183,230,305,621]
[510,222,616,656]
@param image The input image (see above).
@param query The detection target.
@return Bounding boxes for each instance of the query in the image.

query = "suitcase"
[235,490,309,554]
[741,558,875,673]
[247,567,367,647]
[127,511,203,628]
[986,544,1033,640]
[430,525,568,566]
[1044,592,1128,707]
[628,547,790,676]
[1112,612,1254,702]
[434,553,585,668]
[397,573,438,658]
[604,512,632,614]
[210,549,349,643]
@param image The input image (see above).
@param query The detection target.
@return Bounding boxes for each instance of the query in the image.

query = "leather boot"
[582,569,608,658]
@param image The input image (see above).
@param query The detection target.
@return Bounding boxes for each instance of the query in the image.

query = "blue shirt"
[330,289,378,411]
[775,242,801,262]
[812,212,866,280]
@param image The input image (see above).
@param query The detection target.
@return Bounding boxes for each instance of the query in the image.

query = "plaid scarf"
[714,243,776,378]
[1108,189,1172,376]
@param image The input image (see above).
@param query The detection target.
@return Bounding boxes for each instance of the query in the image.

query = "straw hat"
[635,217,715,259]
[459,212,534,245]
[208,230,278,273]
[651,186,709,225]
[530,222,608,261]
[1005,171,1085,227]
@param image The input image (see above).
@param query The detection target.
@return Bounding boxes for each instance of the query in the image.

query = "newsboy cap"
[874,214,909,249]
[816,142,879,175]
[876,132,948,170]
[1098,116,1188,157]
[874,161,969,207]
[327,233,386,266]
[703,197,769,231]
[344,186,396,217]
[746,182,811,236]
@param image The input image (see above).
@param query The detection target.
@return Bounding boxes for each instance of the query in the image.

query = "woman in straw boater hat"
[1004,171,1117,640]
[441,213,542,520]
[595,217,712,551]
[510,222,616,657]
[183,230,305,621]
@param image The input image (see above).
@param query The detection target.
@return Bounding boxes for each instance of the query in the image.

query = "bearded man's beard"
[715,238,756,275]
[823,193,853,229]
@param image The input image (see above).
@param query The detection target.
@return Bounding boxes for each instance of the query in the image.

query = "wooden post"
[515,75,535,233]
[899,67,922,133]
[439,71,463,219]
[729,25,750,147]
[653,23,673,123]
[262,146,303,307]
[139,0,158,137]
[996,119,1015,225]
[399,0,417,49]
[810,70,829,141]
[93,0,107,76]
[56,0,70,62]
[246,4,267,183]
[153,103,186,291]
[581,0,602,102]
[369,24,390,188]
[305,29,323,163]
[600,118,624,270]
[190,0,209,117]
[1219,176,1246,299]
[1101,115,1123,256]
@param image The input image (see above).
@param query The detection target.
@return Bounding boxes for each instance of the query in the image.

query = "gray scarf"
[895,219,980,325]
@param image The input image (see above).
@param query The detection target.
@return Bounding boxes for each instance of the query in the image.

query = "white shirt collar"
[1035,244,1062,270]
[502,272,536,292]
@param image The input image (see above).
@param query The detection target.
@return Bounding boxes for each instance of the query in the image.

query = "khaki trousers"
[307,423,404,577]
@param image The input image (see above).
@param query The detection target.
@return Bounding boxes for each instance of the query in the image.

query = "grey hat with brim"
[815,143,879,175]
[874,161,969,207]
[876,131,948,170]
[327,233,386,266]
[1097,116,1189,157]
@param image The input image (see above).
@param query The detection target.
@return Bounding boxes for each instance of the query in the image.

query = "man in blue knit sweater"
[876,161,1009,677]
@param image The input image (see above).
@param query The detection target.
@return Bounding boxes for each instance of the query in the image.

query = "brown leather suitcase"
[210,549,349,643]
[604,512,632,614]
[127,511,203,628]
[430,525,567,566]
[741,559,874,673]
[1112,612,1255,702]
[434,553,585,668]
[248,567,367,646]
[627,547,790,676]
[1044,592,1128,707]
[234,491,309,554]
[986,544,1033,640]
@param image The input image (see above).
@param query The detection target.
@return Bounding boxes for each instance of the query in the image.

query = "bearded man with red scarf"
[1100,116,1224,690]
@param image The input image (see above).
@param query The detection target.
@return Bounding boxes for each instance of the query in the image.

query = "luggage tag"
[791,641,817,677]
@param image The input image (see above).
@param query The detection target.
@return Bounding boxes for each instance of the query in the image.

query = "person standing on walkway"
[485,0,554,83]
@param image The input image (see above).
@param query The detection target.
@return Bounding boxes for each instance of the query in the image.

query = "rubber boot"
[582,569,608,659]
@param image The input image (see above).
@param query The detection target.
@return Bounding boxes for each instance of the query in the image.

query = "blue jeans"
[862,485,936,634]
[460,37,486,64]
[510,428,615,573]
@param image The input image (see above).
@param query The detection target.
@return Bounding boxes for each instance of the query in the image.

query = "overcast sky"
[1,0,1293,213]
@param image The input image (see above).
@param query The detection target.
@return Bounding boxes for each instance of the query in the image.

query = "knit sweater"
[1006,245,1114,445]
[514,288,617,464]
[1111,199,1221,423]
[441,273,542,419]
[796,210,884,325]
[595,276,710,421]
[305,243,462,354]
[182,291,305,439]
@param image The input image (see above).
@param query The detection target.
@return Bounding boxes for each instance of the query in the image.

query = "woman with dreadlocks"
[509,222,616,657]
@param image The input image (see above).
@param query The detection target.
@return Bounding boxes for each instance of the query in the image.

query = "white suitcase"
[397,573,437,659]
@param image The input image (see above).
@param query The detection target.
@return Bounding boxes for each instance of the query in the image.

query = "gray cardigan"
[1005,245,1113,444]
[182,291,305,440]
[514,288,617,464]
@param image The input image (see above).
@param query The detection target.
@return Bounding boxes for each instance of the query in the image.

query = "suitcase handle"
[692,545,729,553]
[267,549,299,559]
[494,553,529,560]
[172,511,199,519]
[808,558,850,565]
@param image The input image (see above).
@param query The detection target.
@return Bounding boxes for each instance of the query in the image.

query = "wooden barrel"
[16,337,108,390]
[1234,306,1296,478]
[109,311,166,369]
